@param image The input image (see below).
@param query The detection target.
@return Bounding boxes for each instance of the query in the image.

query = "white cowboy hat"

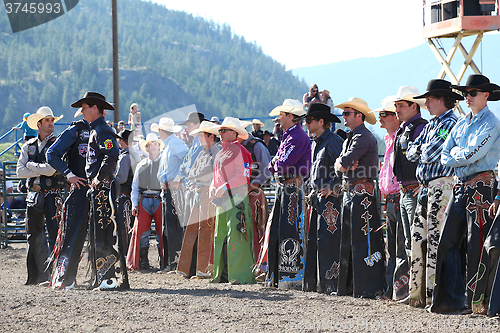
[189,120,219,136]
[139,133,165,154]
[252,118,264,126]
[213,117,249,140]
[371,95,397,112]
[27,106,64,130]
[392,86,427,109]
[334,97,377,125]
[150,117,182,133]
[269,99,306,117]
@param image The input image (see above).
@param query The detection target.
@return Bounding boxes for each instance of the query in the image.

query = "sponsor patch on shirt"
[78,144,88,157]
[104,139,113,150]
[28,145,36,156]
[79,130,90,140]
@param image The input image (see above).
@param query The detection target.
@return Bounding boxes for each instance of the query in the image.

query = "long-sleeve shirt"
[115,147,137,184]
[188,144,221,187]
[157,134,189,184]
[17,133,56,178]
[85,117,120,181]
[242,135,272,185]
[406,109,457,185]
[379,131,400,195]
[176,136,203,185]
[268,124,311,178]
[46,120,90,179]
[337,123,379,181]
[441,106,500,180]
[212,140,252,190]
[309,130,343,191]
[131,155,162,209]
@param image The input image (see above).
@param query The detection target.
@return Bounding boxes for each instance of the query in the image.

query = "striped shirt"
[406,109,457,185]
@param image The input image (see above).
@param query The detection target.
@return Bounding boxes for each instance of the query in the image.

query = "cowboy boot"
[139,247,150,270]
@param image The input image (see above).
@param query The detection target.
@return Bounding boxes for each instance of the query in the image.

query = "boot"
[139,247,150,270]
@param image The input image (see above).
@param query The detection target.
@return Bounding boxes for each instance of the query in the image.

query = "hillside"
[0,0,308,137]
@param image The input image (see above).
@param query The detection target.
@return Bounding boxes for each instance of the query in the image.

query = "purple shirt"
[401,112,426,141]
[269,124,311,178]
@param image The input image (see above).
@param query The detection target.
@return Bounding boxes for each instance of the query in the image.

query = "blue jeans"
[139,197,161,249]
[400,190,418,257]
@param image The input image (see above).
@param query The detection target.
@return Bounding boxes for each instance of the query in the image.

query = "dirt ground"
[0,243,499,333]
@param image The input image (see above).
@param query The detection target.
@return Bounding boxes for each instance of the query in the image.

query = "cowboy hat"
[321,89,330,96]
[305,103,341,123]
[72,92,115,117]
[189,120,219,136]
[371,95,397,113]
[414,79,464,100]
[27,106,64,130]
[334,97,376,125]
[117,129,134,143]
[451,74,500,101]
[213,117,249,140]
[139,133,165,154]
[392,86,427,109]
[179,112,206,125]
[252,118,264,126]
[269,99,306,117]
[151,117,182,133]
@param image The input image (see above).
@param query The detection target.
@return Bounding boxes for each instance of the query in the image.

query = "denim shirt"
[157,134,189,184]
[441,106,500,179]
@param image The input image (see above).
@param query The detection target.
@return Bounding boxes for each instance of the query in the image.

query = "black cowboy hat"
[117,129,134,142]
[262,130,274,137]
[305,103,341,123]
[179,112,206,125]
[414,79,464,100]
[71,91,115,110]
[451,74,500,101]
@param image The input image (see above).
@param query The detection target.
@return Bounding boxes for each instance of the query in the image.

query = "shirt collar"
[401,112,422,129]
[90,116,105,129]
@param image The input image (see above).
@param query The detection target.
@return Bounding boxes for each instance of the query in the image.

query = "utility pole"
[112,0,120,125]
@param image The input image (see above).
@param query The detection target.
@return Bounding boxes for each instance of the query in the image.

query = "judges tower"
[423,0,500,113]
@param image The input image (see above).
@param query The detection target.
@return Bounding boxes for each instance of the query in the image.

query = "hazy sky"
[151,0,426,69]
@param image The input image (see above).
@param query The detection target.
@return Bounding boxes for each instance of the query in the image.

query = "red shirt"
[212,140,252,190]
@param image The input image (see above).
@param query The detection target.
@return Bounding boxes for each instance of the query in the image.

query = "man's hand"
[489,199,500,219]
[335,158,347,172]
[68,176,87,190]
[351,161,359,170]
[318,186,332,198]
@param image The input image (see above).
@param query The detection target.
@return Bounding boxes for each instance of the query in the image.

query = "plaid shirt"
[406,109,457,185]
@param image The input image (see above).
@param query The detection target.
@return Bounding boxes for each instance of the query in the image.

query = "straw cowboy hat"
[151,117,182,133]
[72,92,115,117]
[414,79,464,100]
[240,120,252,128]
[213,117,249,140]
[252,118,264,126]
[334,97,376,125]
[189,120,219,136]
[393,86,427,109]
[27,106,64,130]
[305,103,341,123]
[451,74,500,101]
[139,133,165,154]
[269,99,306,117]
[371,95,397,113]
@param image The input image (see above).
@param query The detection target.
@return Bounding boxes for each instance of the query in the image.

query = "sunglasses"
[218,128,234,133]
[462,90,484,97]
[342,111,360,117]
[379,111,396,117]
[304,118,318,124]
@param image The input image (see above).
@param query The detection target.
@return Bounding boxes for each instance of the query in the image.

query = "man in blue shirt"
[303,103,343,294]
[431,74,500,314]
[154,117,189,271]
[406,79,461,308]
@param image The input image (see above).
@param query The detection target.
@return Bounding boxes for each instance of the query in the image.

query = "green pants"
[213,195,255,284]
